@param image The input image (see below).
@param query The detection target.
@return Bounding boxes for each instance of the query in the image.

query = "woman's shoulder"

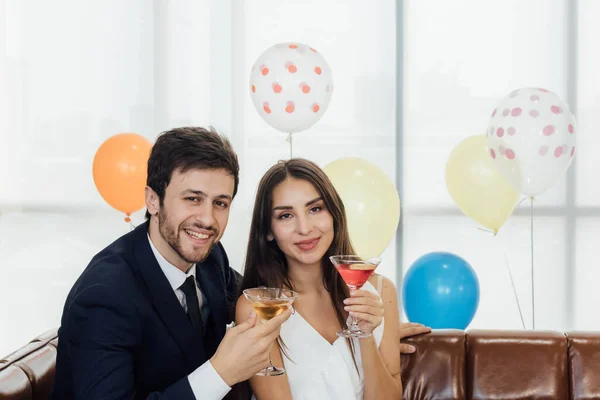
[368,273,398,300]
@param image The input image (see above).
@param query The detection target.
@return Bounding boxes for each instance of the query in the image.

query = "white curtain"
[0,0,397,356]
[2,0,598,358]
[403,0,600,331]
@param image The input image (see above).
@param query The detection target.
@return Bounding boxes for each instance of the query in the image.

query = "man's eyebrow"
[179,190,232,201]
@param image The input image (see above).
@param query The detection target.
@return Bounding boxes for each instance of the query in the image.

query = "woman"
[236,158,404,400]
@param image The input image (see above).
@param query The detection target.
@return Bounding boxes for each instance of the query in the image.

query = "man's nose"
[193,201,216,228]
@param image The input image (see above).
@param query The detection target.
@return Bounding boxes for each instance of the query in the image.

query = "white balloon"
[249,42,333,133]
[486,87,576,197]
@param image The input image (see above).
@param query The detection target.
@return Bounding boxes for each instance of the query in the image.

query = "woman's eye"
[278,213,293,219]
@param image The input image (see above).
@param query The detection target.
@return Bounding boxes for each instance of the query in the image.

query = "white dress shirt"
[148,235,231,400]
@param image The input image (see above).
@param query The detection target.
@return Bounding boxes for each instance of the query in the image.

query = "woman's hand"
[343,290,384,335]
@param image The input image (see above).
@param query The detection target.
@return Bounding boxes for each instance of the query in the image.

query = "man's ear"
[145,186,160,217]
[267,233,274,241]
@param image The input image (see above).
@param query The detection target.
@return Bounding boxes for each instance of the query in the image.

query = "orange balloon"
[92,133,152,214]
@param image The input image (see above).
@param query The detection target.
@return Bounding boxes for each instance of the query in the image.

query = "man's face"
[146,168,235,270]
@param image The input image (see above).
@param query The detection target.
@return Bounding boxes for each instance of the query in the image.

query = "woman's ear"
[267,233,274,241]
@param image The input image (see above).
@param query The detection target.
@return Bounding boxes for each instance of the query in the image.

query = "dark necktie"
[180,276,204,336]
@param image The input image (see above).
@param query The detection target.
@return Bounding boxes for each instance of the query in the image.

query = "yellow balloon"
[323,158,400,259]
[445,135,519,233]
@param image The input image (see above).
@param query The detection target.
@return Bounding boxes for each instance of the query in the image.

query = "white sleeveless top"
[253,277,385,400]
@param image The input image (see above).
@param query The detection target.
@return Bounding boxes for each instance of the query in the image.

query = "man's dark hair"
[145,126,240,219]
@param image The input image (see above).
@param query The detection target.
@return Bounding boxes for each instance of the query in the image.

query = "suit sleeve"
[65,283,197,400]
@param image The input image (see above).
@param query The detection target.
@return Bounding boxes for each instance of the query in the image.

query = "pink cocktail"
[330,255,381,338]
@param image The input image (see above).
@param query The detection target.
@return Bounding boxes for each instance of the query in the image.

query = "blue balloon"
[402,251,480,329]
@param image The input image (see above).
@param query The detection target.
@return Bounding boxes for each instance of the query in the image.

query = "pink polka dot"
[571,146,575,157]
[505,149,515,160]
[530,95,540,102]
[508,127,516,136]
[263,102,271,114]
[299,82,310,93]
[497,127,505,137]
[502,109,510,117]
[260,65,269,76]
[312,103,320,113]
[314,66,322,75]
[309,47,317,53]
[288,44,298,49]
[272,82,282,93]
[499,145,506,155]
[251,85,255,93]
[490,149,496,159]
[539,88,549,92]
[529,110,539,118]
[285,62,297,73]
[492,108,497,117]
[543,125,555,136]
[554,146,563,157]
[285,101,295,113]
[551,105,562,114]
[539,145,549,155]
[511,108,522,117]
[569,124,574,134]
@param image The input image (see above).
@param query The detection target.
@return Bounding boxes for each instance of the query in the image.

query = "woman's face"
[269,177,335,268]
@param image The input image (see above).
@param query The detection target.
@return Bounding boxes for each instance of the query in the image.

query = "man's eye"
[215,201,229,208]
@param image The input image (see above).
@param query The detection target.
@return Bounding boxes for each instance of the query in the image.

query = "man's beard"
[158,207,217,264]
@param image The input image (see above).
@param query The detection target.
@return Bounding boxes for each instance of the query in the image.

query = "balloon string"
[285,133,293,158]
[125,213,136,232]
[516,196,529,207]
[530,196,535,330]
[477,227,497,236]
[481,227,525,329]
[504,251,526,329]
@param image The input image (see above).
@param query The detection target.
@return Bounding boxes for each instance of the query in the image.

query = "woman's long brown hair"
[239,158,356,359]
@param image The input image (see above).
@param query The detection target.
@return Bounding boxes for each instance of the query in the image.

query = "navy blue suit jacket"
[51,221,241,399]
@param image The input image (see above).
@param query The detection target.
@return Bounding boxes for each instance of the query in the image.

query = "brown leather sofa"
[1,328,599,399]
[0,329,57,400]
[401,329,600,399]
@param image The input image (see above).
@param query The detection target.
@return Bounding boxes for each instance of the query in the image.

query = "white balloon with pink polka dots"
[249,42,333,134]
[486,87,576,197]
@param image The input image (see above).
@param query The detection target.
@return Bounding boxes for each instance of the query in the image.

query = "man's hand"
[399,322,431,354]
[210,307,293,386]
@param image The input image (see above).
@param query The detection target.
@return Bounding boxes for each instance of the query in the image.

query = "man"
[52,127,288,399]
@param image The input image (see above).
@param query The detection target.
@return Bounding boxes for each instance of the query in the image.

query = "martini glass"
[243,287,299,376]
[329,255,381,339]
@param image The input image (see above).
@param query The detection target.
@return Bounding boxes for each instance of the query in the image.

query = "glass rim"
[329,255,381,265]
[243,287,299,300]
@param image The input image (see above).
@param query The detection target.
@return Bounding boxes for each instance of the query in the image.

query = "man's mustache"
[184,224,218,235]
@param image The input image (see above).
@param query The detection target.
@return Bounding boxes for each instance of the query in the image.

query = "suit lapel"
[195,255,227,357]
[132,223,207,368]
